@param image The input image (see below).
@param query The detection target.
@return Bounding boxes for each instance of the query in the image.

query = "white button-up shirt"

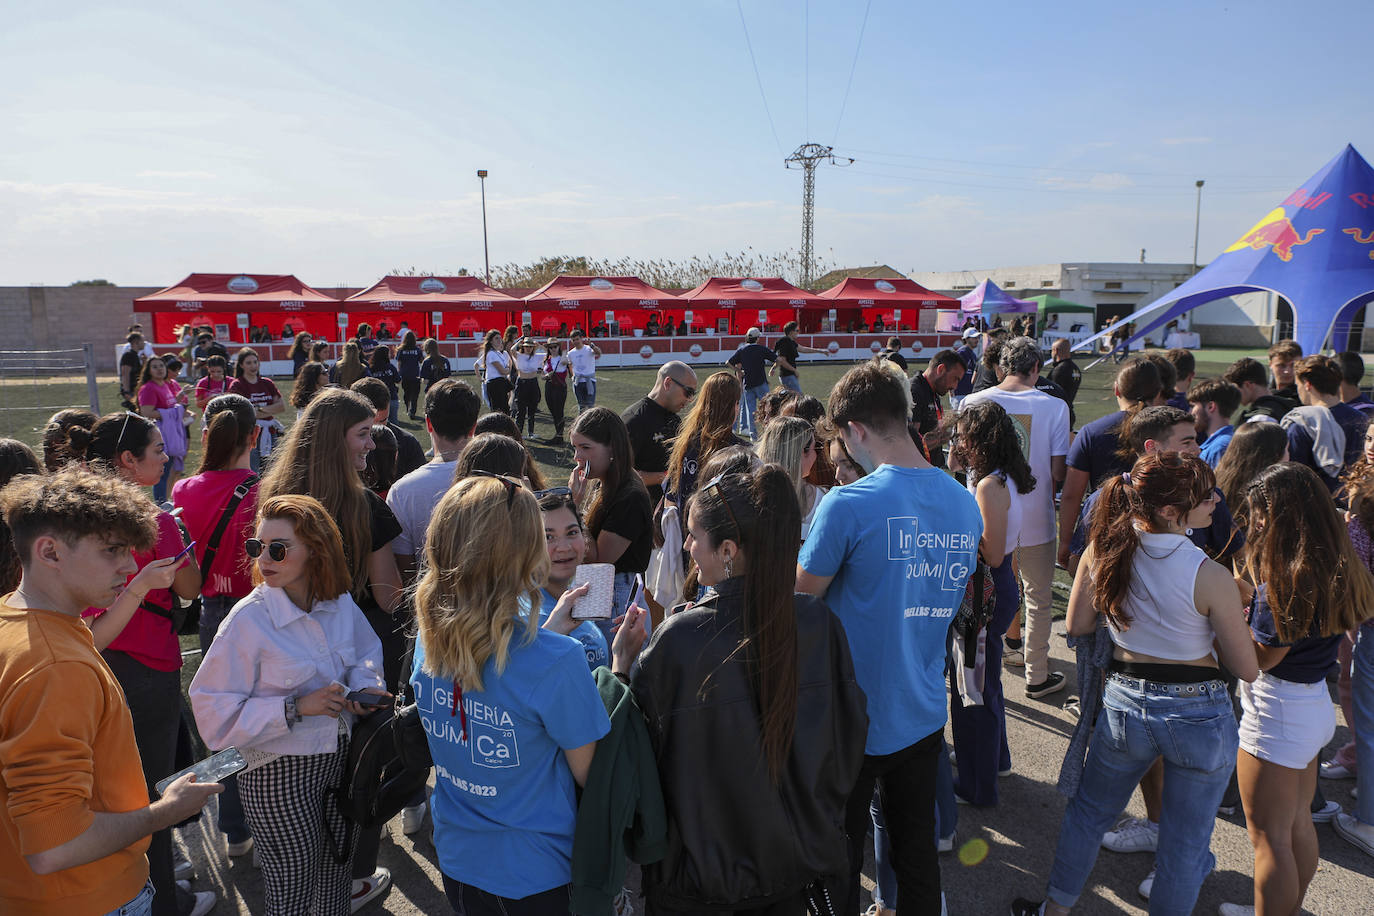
[190,584,386,756]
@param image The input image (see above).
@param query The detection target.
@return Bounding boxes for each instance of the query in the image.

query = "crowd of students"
[1,325,1371,916]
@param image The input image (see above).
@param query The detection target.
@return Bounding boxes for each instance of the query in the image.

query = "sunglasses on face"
[245,538,290,561]
[668,377,697,398]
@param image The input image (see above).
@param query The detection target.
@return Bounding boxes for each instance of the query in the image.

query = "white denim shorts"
[1239,671,1336,770]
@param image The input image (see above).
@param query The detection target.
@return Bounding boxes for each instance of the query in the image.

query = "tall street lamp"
[477,169,491,285]
[1192,179,1205,274]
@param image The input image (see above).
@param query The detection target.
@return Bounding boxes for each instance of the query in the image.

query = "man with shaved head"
[622,360,698,504]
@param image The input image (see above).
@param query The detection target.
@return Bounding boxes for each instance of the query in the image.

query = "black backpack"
[952,557,997,666]
[327,640,432,862]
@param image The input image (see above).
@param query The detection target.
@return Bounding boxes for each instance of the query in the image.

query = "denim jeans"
[844,730,943,916]
[389,398,401,425]
[1046,675,1236,915]
[780,374,802,394]
[101,880,154,916]
[740,382,769,436]
[871,737,956,910]
[574,376,597,411]
[1354,623,1374,825]
[200,595,250,843]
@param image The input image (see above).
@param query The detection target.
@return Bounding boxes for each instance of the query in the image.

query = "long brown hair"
[1242,462,1374,640]
[1088,452,1215,630]
[692,465,800,784]
[200,394,256,472]
[665,371,741,499]
[1113,358,1164,465]
[258,388,376,594]
[570,407,645,536]
[951,400,1036,493]
[1214,422,1289,526]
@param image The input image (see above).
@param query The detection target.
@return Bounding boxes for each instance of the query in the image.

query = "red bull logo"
[1224,208,1324,261]
[1344,227,1374,260]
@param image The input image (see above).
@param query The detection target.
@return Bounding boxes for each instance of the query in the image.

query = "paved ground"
[174,620,1372,916]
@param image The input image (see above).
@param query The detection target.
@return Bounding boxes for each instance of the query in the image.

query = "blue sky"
[3,0,1371,286]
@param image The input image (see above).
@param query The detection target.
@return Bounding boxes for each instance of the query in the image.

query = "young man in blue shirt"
[1188,379,1241,468]
[797,362,982,916]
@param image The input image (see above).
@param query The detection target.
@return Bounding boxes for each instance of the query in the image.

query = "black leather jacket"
[631,578,868,911]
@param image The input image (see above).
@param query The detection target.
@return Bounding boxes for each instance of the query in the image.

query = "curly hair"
[1,466,158,564]
[950,400,1036,494]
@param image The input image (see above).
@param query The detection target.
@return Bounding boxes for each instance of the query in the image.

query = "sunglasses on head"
[534,485,573,499]
[245,538,290,561]
[471,469,526,507]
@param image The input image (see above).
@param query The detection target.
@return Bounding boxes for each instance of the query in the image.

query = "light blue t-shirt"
[539,588,611,671]
[799,463,983,755]
[1198,424,1234,468]
[411,627,611,898]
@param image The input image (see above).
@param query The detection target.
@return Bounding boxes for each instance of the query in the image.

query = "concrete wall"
[0,285,158,370]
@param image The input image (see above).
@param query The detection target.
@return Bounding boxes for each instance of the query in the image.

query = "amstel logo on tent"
[875,280,897,293]
[419,278,447,293]
[589,278,614,291]
[279,300,305,312]
[226,275,259,293]
[175,300,203,312]
[1224,208,1324,262]
[639,345,654,360]
[688,343,703,358]
[740,279,764,291]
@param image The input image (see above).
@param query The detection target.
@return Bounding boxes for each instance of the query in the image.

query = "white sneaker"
[937,830,955,853]
[400,801,427,836]
[1334,812,1374,857]
[1002,637,1025,667]
[226,836,253,857]
[1137,866,1155,901]
[1312,799,1342,823]
[1217,904,1255,916]
[185,890,217,916]
[351,868,392,913]
[1101,816,1159,853]
[1320,758,1355,779]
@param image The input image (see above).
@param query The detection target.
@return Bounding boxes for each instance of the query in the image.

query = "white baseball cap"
[962,327,981,339]
[746,327,761,340]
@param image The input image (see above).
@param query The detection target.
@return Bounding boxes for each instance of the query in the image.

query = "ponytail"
[1087,474,1142,630]
[1113,358,1163,463]
[201,394,257,472]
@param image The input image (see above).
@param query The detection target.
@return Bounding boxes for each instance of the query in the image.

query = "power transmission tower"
[785,143,851,288]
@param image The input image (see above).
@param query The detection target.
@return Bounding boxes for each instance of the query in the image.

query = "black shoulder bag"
[140,475,258,635]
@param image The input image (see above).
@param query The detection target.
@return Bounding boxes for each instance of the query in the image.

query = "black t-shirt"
[622,396,681,505]
[370,364,401,399]
[972,360,998,392]
[119,349,142,391]
[420,355,452,387]
[775,337,800,377]
[1049,358,1082,405]
[595,481,653,574]
[387,421,426,479]
[728,343,777,389]
[356,489,403,616]
[909,372,945,468]
[1236,393,1298,424]
[882,350,909,371]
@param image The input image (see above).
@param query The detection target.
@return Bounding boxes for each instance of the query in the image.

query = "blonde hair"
[756,415,815,508]
[665,371,742,498]
[414,477,549,690]
[258,388,376,594]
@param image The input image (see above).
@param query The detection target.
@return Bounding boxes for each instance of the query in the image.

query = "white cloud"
[136,170,218,180]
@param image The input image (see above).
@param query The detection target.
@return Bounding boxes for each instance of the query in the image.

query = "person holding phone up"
[190,495,386,916]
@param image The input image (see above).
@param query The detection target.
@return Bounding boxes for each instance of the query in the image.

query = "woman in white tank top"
[947,399,1033,806]
[1011,452,1258,916]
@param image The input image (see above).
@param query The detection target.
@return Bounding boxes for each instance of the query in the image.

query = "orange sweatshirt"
[0,599,150,915]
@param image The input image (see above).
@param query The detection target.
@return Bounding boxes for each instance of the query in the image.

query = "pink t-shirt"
[195,376,230,404]
[83,512,184,671]
[137,379,182,410]
[172,469,258,599]
[229,376,281,413]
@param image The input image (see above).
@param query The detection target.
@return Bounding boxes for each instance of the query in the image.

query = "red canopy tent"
[522,276,680,336]
[678,278,822,334]
[815,277,958,333]
[134,273,341,344]
[344,275,522,341]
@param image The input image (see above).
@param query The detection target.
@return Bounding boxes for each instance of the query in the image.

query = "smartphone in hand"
[171,540,197,563]
[155,747,245,795]
[345,689,391,708]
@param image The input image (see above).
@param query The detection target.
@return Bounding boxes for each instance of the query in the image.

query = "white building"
[910,262,1280,347]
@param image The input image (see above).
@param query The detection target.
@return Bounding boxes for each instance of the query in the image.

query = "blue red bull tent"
[1073,144,1374,357]
[959,280,1037,319]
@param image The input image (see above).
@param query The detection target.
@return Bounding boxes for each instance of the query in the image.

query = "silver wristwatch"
[284,695,302,727]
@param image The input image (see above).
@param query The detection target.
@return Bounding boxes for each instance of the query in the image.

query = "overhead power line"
[831,0,873,145]
[736,0,784,158]
[844,147,1293,181]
